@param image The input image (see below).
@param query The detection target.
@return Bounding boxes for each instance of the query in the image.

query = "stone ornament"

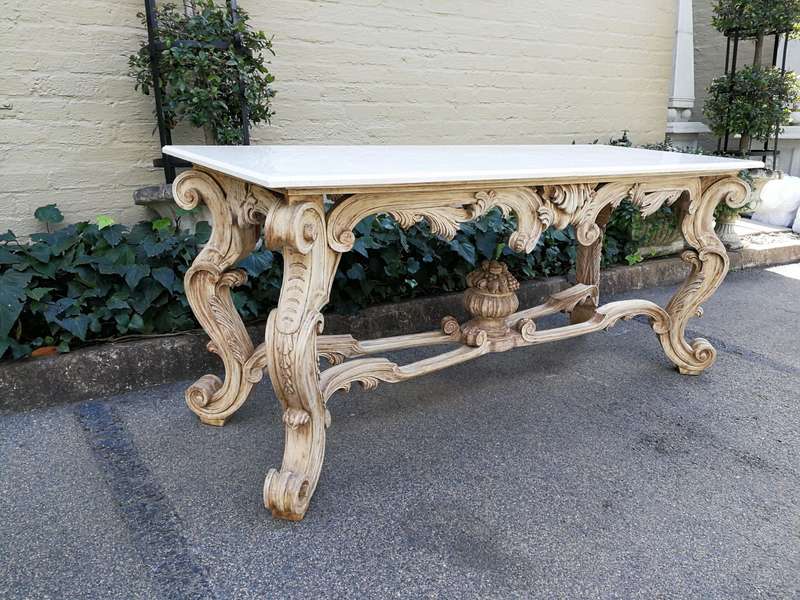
[170,147,752,521]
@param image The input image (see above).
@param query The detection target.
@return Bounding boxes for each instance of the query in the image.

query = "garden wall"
[2,0,675,235]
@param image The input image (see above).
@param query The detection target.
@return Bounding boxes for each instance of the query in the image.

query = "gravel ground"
[1,265,799,599]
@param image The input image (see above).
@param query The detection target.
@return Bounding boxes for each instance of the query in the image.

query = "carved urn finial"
[460,260,520,345]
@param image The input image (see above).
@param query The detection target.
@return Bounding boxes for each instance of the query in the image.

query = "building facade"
[4,1,677,235]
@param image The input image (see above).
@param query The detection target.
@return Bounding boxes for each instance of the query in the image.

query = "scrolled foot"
[186,374,222,409]
[675,338,717,375]
[185,374,230,426]
[263,469,311,521]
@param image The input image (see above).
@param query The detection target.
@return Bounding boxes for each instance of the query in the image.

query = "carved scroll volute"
[572,182,632,246]
[470,188,547,253]
[659,176,749,374]
[172,169,275,424]
[263,197,341,520]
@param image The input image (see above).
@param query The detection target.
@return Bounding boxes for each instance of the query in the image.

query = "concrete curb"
[3,240,799,412]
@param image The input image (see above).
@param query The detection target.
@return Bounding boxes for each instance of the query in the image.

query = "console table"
[163,144,761,521]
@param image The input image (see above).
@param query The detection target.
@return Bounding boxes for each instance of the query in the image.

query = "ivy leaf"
[449,239,477,265]
[55,314,92,340]
[101,224,125,247]
[238,250,273,277]
[152,267,176,290]
[0,246,17,265]
[195,221,212,244]
[28,243,51,263]
[123,264,150,289]
[141,236,176,258]
[129,314,145,331]
[352,237,368,257]
[115,313,130,332]
[128,278,163,314]
[106,297,130,311]
[48,225,80,256]
[346,263,366,280]
[475,231,498,259]
[0,271,33,338]
[96,215,115,230]
[550,229,570,243]
[26,287,55,301]
[44,297,76,322]
[151,218,172,231]
[34,204,64,225]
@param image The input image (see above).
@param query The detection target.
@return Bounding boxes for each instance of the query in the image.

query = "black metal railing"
[717,30,791,170]
[143,0,251,183]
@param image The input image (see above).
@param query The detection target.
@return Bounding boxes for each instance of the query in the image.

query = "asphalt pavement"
[1,265,799,599]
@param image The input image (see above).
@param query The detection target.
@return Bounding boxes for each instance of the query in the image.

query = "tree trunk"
[739,133,752,156]
[740,33,765,156]
[753,34,764,68]
[203,124,216,145]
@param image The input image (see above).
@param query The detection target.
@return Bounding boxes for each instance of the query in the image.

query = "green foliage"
[129,0,275,144]
[0,201,650,361]
[712,0,800,36]
[33,204,64,225]
[96,215,115,230]
[704,66,800,143]
[624,251,644,266]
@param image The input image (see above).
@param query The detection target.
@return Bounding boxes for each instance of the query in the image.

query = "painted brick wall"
[2,1,676,235]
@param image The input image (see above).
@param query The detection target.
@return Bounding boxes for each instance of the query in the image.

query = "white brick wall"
[1,0,676,235]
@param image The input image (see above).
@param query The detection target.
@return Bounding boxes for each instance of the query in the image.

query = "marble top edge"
[163,144,764,189]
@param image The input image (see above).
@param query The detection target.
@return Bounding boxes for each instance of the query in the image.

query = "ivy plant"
[0,200,649,361]
[129,0,275,144]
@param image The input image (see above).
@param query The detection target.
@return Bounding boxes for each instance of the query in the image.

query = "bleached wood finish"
[172,152,751,521]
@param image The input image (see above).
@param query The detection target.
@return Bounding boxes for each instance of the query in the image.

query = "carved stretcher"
[163,144,761,521]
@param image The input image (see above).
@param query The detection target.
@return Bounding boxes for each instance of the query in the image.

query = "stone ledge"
[3,239,800,413]
[133,184,173,206]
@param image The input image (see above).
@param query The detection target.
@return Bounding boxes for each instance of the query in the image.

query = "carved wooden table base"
[172,168,749,521]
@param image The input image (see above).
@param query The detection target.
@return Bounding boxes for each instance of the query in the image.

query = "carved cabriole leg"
[570,205,612,324]
[261,196,340,521]
[173,169,278,426]
[658,176,749,375]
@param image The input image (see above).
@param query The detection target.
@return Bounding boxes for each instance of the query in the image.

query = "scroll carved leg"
[173,169,277,426]
[262,197,340,520]
[658,177,749,375]
[570,205,612,324]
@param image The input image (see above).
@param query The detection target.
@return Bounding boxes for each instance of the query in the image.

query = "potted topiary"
[704,0,800,156]
[702,0,800,247]
[129,0,276,145]
[129,1,276,228]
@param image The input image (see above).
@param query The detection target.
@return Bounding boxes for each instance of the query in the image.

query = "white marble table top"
[163,144,763,190]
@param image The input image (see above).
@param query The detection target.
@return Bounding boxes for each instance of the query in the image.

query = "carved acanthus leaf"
[539,183,597,230]
[632,186,684,218]
[387,207,465,240]
[208,296,250,365]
